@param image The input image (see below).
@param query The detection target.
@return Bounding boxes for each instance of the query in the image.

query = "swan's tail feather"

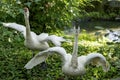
[47,35,66,46]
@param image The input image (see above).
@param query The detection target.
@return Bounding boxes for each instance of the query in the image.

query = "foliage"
[0,0,120,79]
[0,0,79,32]
[0,25,120,80]
[0,0,119,33]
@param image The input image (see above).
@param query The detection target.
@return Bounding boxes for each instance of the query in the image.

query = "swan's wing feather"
[84,53,109,72]
[37,33,49,42]
[24,53,48,69]
[24,47,67,69]
[45,35,66,46]
[2,22,26,37]
[2,22,26,33]
[78,55,87,65]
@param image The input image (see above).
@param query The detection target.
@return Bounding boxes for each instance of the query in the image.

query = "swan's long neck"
[71,27,79,68]
[24,9,32,40]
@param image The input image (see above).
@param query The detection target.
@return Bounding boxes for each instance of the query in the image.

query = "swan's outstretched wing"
[2,22,26,36]
[79,53,109,72]
[45,35,66,46]
[87,53,109,72]
[24,47,67,69]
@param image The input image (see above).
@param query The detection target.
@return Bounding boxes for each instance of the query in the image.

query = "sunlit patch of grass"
[79,40,103,47]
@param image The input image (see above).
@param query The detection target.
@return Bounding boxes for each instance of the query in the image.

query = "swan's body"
[24,47,109,76]
[25,26,109,76]
[1,8,65,51]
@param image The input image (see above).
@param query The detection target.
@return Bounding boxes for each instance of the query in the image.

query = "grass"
[0,26,120,80]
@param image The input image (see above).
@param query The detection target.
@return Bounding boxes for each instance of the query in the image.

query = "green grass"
[0,26,120,80]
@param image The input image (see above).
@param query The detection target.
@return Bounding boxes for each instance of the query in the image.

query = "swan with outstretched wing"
[1,7,65,51]
[25,26,109,76]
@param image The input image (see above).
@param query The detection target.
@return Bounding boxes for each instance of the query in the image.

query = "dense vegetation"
[0,0,120,31]
[0,26,120,80]
[0,0,120,80]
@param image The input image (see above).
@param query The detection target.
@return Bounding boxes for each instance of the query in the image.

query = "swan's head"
[24,7,29,19]
[72,18,81,29]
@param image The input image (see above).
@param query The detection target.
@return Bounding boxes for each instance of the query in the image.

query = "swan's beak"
[72,18,81,29]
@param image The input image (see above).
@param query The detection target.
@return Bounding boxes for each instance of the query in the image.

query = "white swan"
[104,29,120,42]
[24,26,109,76]
[1,7,65,51]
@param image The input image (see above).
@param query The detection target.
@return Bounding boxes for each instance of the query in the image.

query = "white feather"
[24,47,67,69]
[24,53,48,69]
[2,22,26,37]
[37,33,49,42]
[46,35,66,46]
[83,53,109,72]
